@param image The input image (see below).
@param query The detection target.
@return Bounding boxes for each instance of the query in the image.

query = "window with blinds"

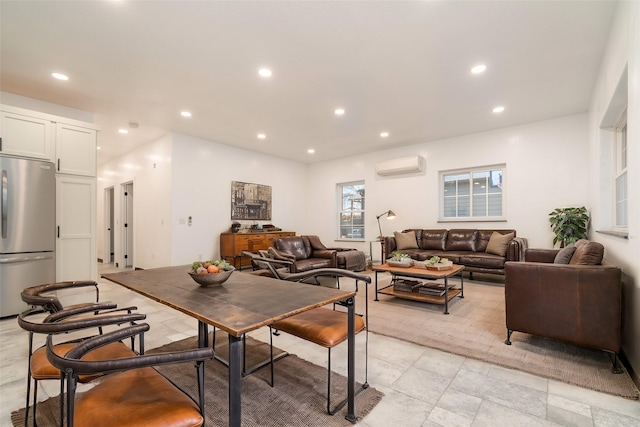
[440,165,505,221]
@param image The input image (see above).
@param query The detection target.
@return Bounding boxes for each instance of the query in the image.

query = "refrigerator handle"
[1,169,7,239]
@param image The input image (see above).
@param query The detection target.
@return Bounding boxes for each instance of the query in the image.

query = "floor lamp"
[376,210,396,240]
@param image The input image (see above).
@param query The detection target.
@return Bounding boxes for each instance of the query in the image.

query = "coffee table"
[372,263,465,314]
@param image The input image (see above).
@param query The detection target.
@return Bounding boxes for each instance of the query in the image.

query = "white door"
[56,175,96,281]
[122,182,134,268]
[104,187,114,263]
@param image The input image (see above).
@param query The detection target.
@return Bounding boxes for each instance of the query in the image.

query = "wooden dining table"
[102,266,359,426]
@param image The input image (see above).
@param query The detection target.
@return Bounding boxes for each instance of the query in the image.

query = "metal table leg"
[228,334,242,427]
[345,296,357,423]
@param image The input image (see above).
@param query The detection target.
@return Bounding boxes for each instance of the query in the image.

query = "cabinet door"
[56,123,97,176]
[56,175,96,281]
[0,111,53,160]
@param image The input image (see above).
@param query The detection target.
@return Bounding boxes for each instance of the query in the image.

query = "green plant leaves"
[549,206,589,247]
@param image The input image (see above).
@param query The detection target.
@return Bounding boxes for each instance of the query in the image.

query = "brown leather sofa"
[271,236,337,272]
[383,229,525,276]
[504,241,622,372]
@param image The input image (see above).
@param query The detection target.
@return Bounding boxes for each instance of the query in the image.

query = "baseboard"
[619,350,639,389]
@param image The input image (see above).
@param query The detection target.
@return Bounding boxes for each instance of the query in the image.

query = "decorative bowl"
[387,258,414,268]
[188,266,235,287]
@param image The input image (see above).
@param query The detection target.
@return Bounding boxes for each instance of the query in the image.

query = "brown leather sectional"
[383,229,525,276]
[504,243,622,370]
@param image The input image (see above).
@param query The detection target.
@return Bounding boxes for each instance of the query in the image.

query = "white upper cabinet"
[0,110,54,160]
[56,123,97,176]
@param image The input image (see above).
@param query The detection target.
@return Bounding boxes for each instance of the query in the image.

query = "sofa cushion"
[569,241,604,265]
[485,231,514,256]
[459,253,506,269]
[419,229,448,251]
[553,243,576,264]
[394,231,419,250]
[445,229,478,252]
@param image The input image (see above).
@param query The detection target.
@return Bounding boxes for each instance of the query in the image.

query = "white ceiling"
[0,1,617,166]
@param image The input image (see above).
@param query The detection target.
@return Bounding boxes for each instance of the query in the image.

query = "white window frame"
[614,110,628,230]
[439,164,506,222]
[337,181,365,240]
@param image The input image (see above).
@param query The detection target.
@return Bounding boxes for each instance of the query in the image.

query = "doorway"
[121,182,134,268]
[104,187,114,263]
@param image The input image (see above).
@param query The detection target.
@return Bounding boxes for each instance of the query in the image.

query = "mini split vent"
[375,156,425,176]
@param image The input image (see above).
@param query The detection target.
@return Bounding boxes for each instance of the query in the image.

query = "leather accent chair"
[268,268,371,414]
[272,236,337,273]
[18,308,146,427]
[46,323,214,427]
[504,243,623,372]
[19,281,140,427]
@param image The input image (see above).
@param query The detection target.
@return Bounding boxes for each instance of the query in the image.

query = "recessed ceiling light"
[258,68,272,78]
[118,129,129,134]
[181,111,192,117]
[51,72,69,81]
[492,106,505,113]
[471,64,487,74]
[307,149,315,154]
[257,133,266,139]
[334,108,345,116]
[380,132,389,138]
[97,146,101,150]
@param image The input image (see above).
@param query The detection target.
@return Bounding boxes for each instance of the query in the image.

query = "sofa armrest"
[312,249,337,261]
[524,248,558,263]
[268,247,296,262]
[382,236,397,260]
[504,261,621,352]
[506,237,528,261]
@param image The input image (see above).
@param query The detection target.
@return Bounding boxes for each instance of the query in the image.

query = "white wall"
[97,132,308,269]
[169,134,308,266]
[307,114,590,253]
[96,135,174,269]
[588,0,640,384]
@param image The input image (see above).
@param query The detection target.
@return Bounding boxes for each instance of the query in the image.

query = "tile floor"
[1,264,639,427]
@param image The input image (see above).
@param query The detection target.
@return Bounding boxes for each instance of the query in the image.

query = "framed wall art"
[231,181,272,220]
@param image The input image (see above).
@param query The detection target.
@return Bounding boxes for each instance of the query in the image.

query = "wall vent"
[375,156,424,176]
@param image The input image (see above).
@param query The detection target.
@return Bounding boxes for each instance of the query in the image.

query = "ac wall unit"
[375,156,425,176]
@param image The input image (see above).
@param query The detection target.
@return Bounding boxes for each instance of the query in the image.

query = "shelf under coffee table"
[372,263,465,314]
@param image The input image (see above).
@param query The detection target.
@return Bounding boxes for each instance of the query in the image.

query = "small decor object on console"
[189,260,235,286]
[388,251,414,267]
[426,255,453,271]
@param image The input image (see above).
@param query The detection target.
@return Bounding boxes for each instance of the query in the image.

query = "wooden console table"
[220,231,295,269]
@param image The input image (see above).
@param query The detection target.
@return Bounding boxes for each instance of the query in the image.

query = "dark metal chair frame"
[46,323,214,427]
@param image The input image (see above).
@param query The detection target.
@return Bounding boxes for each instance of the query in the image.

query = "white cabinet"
[1,104,99,281]
[55,123,97,176]
[0,110,53,160]
[56,175,97,282]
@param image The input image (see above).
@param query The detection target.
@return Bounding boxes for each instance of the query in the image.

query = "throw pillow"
[553,243,576,264]
[394,231,419,250]
[569,241,604,265]
[485,231,514,256]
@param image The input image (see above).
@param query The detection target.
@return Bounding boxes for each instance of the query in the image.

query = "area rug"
[361,276,639,400]
[11,334,383,427]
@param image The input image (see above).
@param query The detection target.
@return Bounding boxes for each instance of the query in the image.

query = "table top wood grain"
[102,266,356,337]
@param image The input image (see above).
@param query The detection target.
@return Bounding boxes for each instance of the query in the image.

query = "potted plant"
[548,206,589,248]
[388,251,413,267]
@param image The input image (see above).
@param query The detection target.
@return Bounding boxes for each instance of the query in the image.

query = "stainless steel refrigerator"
[0,156,56,317]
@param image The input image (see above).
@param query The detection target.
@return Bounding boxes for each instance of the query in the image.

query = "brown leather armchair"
[504,242,622,372]
[272,236,337,273]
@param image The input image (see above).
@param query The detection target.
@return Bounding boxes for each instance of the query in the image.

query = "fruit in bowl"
[189,260,235,286]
